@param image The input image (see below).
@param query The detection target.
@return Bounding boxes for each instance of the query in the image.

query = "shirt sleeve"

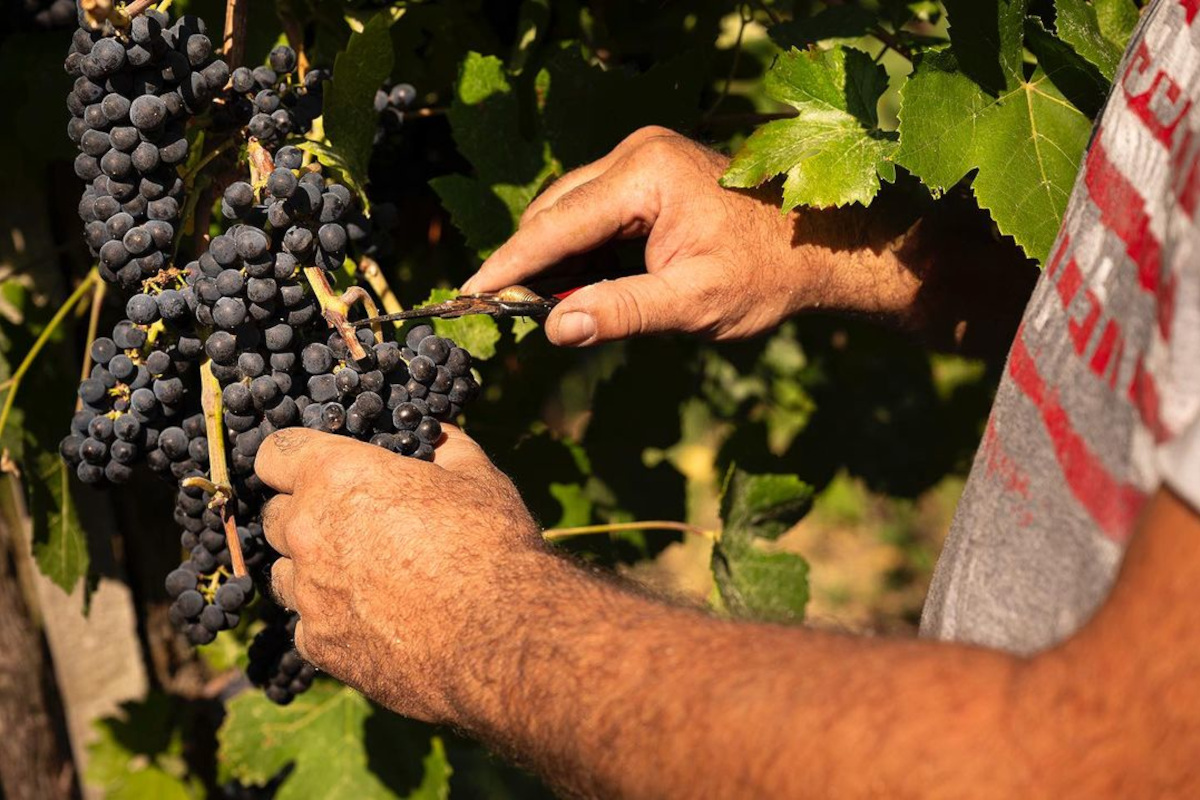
[1160,414,1200,513]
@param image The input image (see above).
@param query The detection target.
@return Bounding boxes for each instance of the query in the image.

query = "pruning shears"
[350,285,566,327]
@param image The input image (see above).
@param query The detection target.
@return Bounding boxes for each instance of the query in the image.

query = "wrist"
[783,205,924,321]
[437,548,582,732]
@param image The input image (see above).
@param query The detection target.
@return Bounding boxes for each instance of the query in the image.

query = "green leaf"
[721,46,898,209]
[509,0,551,73]
[712,546,811,622]
[420,289,501,361]
[1023,16,1109,118]
[969,69,1094,263]
[719,469,815,543]
[219,683,450,800]
[323,10,397,189]
[28,450,87,593]
[549,482,592,528]
[941,0,1030,94]
[433,53,557,259]
[1054,0,1125,79]
[768,6,877,50]
[511,316,540,344]
[448,53,547,186]
[539,45,708,169]
[711,469,813,622]
[1093,0,1141,51]
[897,49,1094,262]
[430,159,556,257]
[86,694,201,800]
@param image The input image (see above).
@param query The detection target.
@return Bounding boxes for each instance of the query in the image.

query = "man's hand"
[255,426,542,722]
[462,126,844,346]
[464,125,1037,357]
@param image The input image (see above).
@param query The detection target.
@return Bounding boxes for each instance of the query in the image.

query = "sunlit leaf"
[722,46,897,209]
[219,682,450,800]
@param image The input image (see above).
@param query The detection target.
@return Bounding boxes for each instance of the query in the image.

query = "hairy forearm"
[794,186,1039,360]
[446,551,1047,799]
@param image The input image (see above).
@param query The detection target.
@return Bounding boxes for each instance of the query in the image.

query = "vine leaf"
[1092,0,1141,51]
[218,683,450,800]
[323,10,397,190]
[767,5,876,50]
[549,482,592,528]
[419,288,501,361]
[1054,0,1124,80]
[509,0,551,73]
[431,53,558,259]
[28,446,88,593]
[896,0,1095,263]
[538,46,708,169]
[711,468,813,622]
[721,45,898,210]
[1023,17,1109,119]
[941,0,1030,94]
[86,694,202,799]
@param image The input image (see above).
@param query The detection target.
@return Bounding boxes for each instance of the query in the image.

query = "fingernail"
[555,312,596,346]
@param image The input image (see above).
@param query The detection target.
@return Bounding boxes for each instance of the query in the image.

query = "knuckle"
[261,495,285,533]
[613,286,646,336]
[632,132,685,165]
[549,181,594,217]
[625,125,677,149]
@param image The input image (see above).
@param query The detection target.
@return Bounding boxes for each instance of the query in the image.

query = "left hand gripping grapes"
[59,9,480,705]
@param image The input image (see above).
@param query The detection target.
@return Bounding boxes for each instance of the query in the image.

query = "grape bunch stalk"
[58,6,478,704]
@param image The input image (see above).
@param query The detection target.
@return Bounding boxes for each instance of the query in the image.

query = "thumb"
[545,271,712,347]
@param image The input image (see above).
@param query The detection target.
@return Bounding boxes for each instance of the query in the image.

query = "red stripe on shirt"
[1084,138,1162,295]
[1122,45,1192,150]
[1083,138,1175,337]
[1183,0,1200,24]
[1009,335,1146,541]
[1129,356,1171,442]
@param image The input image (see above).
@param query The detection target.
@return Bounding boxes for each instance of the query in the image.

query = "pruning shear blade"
[351,286,559,327]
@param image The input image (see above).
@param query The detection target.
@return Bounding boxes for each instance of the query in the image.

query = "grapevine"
[56,3,479,705]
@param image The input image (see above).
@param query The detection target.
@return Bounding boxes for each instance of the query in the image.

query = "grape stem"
[222,0,250,72]
[0,269,99,458]
[76,278,108,412]
[356,255,404,323]
[303,267,369,361]
[870,25,914,61]
[196,358,247,577]
[702,3,751,120]
[181,138,237,183]
[338,286,382,344]
[120,0,158,19]
[542,521,718,543]
[279,15,311,79]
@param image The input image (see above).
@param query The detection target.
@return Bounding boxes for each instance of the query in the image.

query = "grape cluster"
[58,320,202,485]
[220,46,327,146]
[373,81,416,144]
[185,222,319,342]
[60,8,484,707]
[66,11,229,291]
[166,556,255,646]
[221,145,354,273]
[247,606,317,705]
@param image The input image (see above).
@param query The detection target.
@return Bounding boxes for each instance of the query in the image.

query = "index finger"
[464,164,658,295]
